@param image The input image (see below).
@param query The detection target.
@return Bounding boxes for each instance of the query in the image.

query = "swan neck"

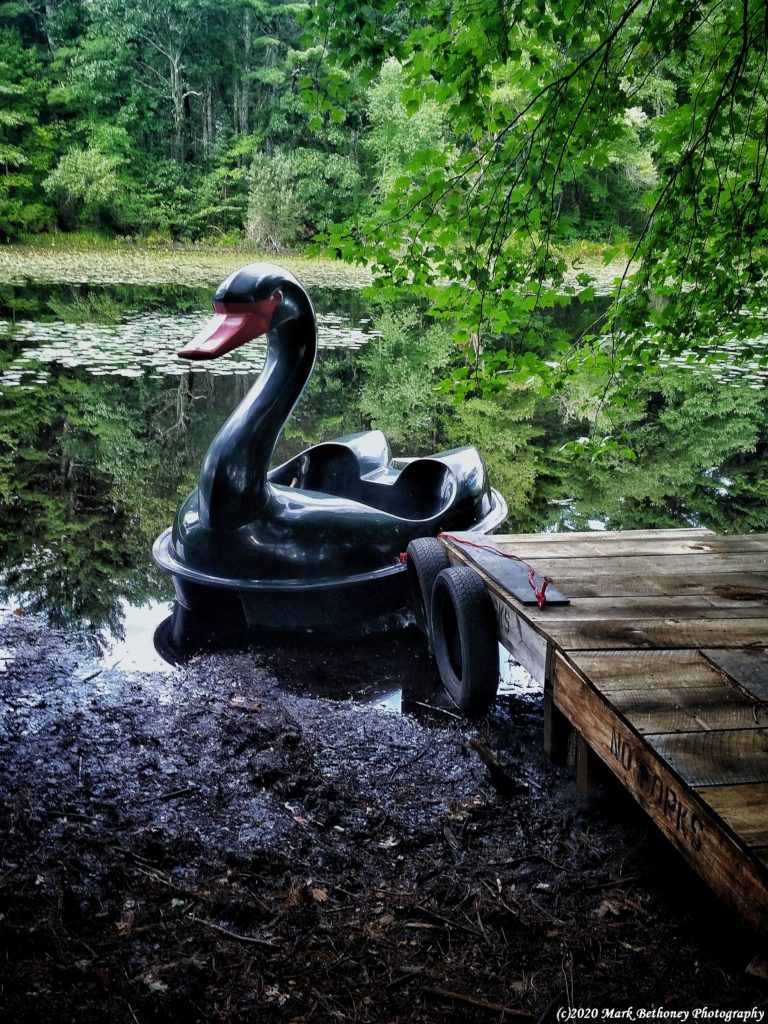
[198,309,316,530]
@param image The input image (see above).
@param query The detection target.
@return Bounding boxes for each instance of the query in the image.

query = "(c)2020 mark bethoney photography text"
[556,1010,766,1022]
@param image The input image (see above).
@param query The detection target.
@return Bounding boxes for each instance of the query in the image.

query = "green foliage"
[311,0,768,394]
[43,148,122,229]
[446,386,548,525]
[246,150,303,250]
[47,291,122,325]
[0,25,56,238]
[548,367,768,531]
[358,310,454,452]
[247,148,362,249]
[365,58,448,195]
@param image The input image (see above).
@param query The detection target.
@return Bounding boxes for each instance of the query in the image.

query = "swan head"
[178,262,311,360]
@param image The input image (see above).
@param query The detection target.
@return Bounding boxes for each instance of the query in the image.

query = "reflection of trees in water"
[354,312,768,536]
[535,369,768,534]
[3,281,768,639]
[0,370,209,638]
[0,281,388,636]
[0,348,368,636]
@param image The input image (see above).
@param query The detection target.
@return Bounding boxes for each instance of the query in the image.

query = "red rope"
[437,533,551,609]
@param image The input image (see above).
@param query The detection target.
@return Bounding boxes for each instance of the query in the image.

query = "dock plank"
[532,572,768,600]
[694,784,768,847]
[524,597,768,621]
[486,588,549,681]
[487,528,713,544]
[552,653,768,934]
[503,552,768,578]
[701,649,768,705]
[648,730,768,787]
[607,686,768,735]
[487,534,763,559]
[570,649,732,689]
[546,616,768,651]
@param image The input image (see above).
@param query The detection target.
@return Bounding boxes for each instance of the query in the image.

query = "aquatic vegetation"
[0,308,376,390]
[0,245,372,290]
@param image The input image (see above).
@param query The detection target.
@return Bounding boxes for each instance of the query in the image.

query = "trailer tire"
[431,566,499,714]
[406,537,450,653]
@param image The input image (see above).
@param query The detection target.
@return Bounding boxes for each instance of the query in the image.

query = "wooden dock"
[441,528,768,936]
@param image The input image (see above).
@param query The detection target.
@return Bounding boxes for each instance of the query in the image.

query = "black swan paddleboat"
[153,263,506,643]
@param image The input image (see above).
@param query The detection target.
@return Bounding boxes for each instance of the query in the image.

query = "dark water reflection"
[0,282,373,650]
[1,279,768,657]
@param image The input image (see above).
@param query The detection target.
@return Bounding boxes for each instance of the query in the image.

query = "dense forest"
[1,0,665,249]
[1,0,349,245]
[3,0,768,395]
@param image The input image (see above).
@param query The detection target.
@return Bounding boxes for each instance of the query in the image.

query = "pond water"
[1,267,767,675]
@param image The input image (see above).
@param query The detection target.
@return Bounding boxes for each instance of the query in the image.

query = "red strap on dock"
[438,533,551,609]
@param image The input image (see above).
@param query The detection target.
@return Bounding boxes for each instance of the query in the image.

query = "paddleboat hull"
[153,486,507,639]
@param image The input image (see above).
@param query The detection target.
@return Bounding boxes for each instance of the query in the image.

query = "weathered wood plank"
[534,572,768,600]
[608,686,768,735]
[488,528,713,544]
[694,784,768,848]
[648,730,768,787]
[500,552,768,578]
[486,588,549,683]
[569,649,729,690]
[543,616,768,652]
[486,533,765,559]
[552,654,768,934]
[524,597,768,622]
[702,649,768,705]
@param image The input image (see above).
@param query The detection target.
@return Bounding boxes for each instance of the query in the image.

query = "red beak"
[178,292,283,360]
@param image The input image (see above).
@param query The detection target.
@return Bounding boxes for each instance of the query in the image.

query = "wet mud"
[0,611,766,1022]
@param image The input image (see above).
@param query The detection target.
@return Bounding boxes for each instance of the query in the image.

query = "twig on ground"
[190,915,281,949]
[139,786,197,805]
[388,744,433,782]
[469,738,527,794]
[581,875,640,893]
[423,985,535,1017]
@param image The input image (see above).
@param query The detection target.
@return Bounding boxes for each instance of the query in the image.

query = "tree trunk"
[238,9,252,139]
[202,82,213,165]
[170,54,185,162]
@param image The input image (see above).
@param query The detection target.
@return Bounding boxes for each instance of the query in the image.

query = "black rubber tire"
[406,537,451,653]
[431,566,499,714]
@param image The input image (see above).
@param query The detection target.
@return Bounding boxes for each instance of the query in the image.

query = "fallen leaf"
[746,955,768,980]
[229,694,262,712]
[116,911,136,937]
[311,887,329,903]
[596,898,623,919]
[143,976,168,994]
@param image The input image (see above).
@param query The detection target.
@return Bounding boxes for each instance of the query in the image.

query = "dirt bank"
[0,611,765,1022]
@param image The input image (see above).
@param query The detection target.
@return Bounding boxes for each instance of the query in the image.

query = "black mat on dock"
[461,543,570,606]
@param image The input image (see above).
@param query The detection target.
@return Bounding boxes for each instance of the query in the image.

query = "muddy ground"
[1,610,766,1023]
